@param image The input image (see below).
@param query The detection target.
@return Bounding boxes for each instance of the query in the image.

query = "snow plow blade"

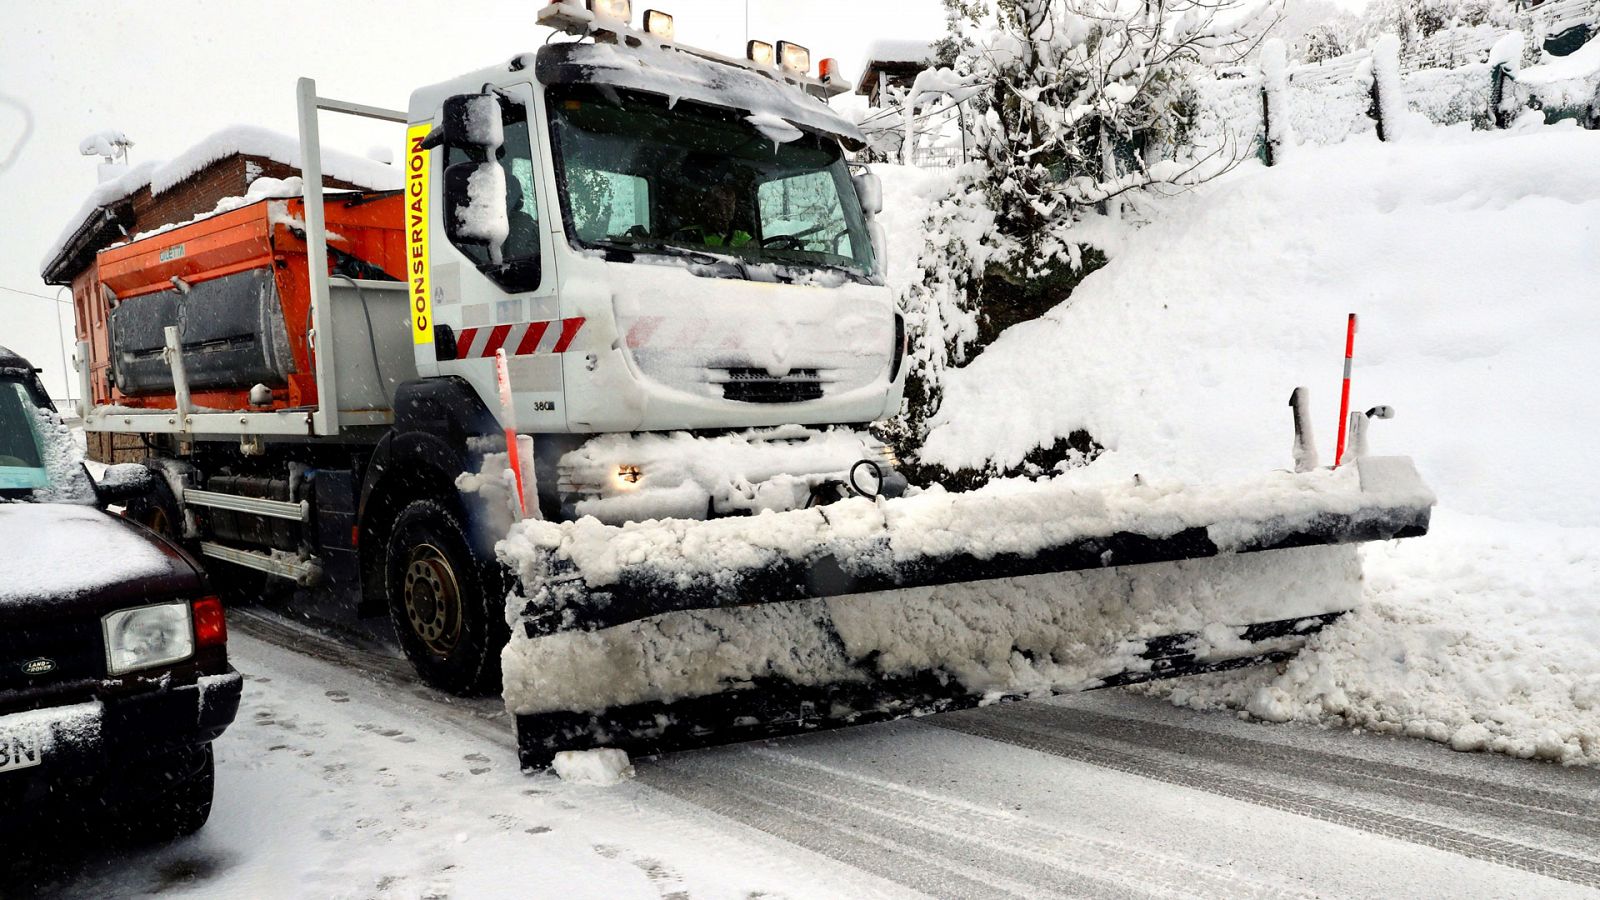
[502,456,1433,768]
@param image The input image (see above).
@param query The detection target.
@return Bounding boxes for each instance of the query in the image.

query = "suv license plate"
[0,731,42,774]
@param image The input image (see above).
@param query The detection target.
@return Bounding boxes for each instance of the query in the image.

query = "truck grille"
[715,368,825,404]
[0,618,104,691]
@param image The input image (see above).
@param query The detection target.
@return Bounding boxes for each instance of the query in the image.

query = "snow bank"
[551,748,635,785]
[1157,511,1600,765]
[1514,33,1600,112]
[905,125,1600,763]
[43,124,401,274]
[919,127,1600,527]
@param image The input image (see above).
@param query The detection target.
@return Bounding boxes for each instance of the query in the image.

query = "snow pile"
[1514,33,1600,111]
[504,462,1425,597]
[551,748,635,786]
[907,125,1600,763]
[43,124,401,273]
[1161,512,1600,764]
[918,128,1600,509]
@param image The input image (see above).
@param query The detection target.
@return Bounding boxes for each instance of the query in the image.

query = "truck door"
[417,82,565,432]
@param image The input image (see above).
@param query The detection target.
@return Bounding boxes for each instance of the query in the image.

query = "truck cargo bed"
[82,192,414,437]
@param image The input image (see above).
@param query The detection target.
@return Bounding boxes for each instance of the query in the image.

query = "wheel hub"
[404,545,463,658]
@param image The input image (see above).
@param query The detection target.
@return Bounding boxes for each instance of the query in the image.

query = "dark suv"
[0,346,240,841]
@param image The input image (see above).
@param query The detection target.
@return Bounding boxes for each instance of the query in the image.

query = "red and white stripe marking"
[456,318,586,360]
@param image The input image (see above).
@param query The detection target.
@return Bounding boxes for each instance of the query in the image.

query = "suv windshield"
[0,378,93,504]
[547,84,877,281]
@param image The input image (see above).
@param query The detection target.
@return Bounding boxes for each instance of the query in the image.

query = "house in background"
[855,38,968,168]
[856,39,938,108]
[40,126,399,460]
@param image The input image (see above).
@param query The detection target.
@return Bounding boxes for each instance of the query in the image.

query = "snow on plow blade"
[501,457,1433,767]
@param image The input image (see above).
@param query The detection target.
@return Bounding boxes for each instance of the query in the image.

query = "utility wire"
[0,284,71,305]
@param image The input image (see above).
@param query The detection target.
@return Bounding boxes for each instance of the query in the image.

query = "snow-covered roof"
[862,39,938,66]
[41,124,402,277]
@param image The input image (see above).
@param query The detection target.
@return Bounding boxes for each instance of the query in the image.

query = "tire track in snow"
[646,749,1311,900]
[1000,703,1600,844]
[230,609,514,748]
[929,709,1600,890]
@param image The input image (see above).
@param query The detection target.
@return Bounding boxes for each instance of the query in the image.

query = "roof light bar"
[643,9,674,41]
[587,0,632,26]
[818,57,840,84]
[747,40,775,67]
[777,41,811,76]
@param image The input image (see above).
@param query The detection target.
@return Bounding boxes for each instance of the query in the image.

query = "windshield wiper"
[592,238,752,280]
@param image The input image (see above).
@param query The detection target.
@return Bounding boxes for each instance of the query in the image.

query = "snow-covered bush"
[885,0,1277,482]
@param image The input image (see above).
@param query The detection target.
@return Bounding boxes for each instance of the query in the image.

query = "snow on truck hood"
[0,504,194,607]
[536,42,867,148]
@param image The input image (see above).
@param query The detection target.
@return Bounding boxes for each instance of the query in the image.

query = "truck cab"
[404,15,902,440]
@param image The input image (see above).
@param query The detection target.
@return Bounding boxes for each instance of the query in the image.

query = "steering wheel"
[0,455,31,467]
[762,234,806,251]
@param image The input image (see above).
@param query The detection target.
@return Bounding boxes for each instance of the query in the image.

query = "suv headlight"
[103,602,194,675]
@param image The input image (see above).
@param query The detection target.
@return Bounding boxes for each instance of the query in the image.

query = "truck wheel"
[104,744,216,844]
[385,499,506,696]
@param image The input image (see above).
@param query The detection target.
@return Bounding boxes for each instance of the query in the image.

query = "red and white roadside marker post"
[1334,313,1358,468]
[495,348,529,520]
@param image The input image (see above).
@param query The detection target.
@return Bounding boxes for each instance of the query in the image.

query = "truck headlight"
[103,602,194,675]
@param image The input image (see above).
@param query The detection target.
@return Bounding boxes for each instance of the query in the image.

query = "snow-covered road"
[8,610,1597,900]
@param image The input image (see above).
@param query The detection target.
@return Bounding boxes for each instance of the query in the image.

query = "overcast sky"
[0,0,946,397]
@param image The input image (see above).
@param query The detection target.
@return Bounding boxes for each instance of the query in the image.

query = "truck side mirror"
[430,93,505,156]
[853,172,883,218]
[443,161,510,259]
[96,463,155,505]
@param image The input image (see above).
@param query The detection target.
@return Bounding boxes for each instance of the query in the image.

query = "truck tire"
[104,744,215,844]
[385,499,507,696]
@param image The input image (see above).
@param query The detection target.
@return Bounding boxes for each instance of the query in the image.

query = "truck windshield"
[0,379,91,503]
[546,84,876,281]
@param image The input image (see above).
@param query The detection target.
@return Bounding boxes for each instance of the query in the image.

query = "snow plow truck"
[56,2,1433,768]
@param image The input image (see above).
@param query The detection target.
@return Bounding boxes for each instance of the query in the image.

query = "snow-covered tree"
[1302,22,1351,62]
[884,0,1278,480]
